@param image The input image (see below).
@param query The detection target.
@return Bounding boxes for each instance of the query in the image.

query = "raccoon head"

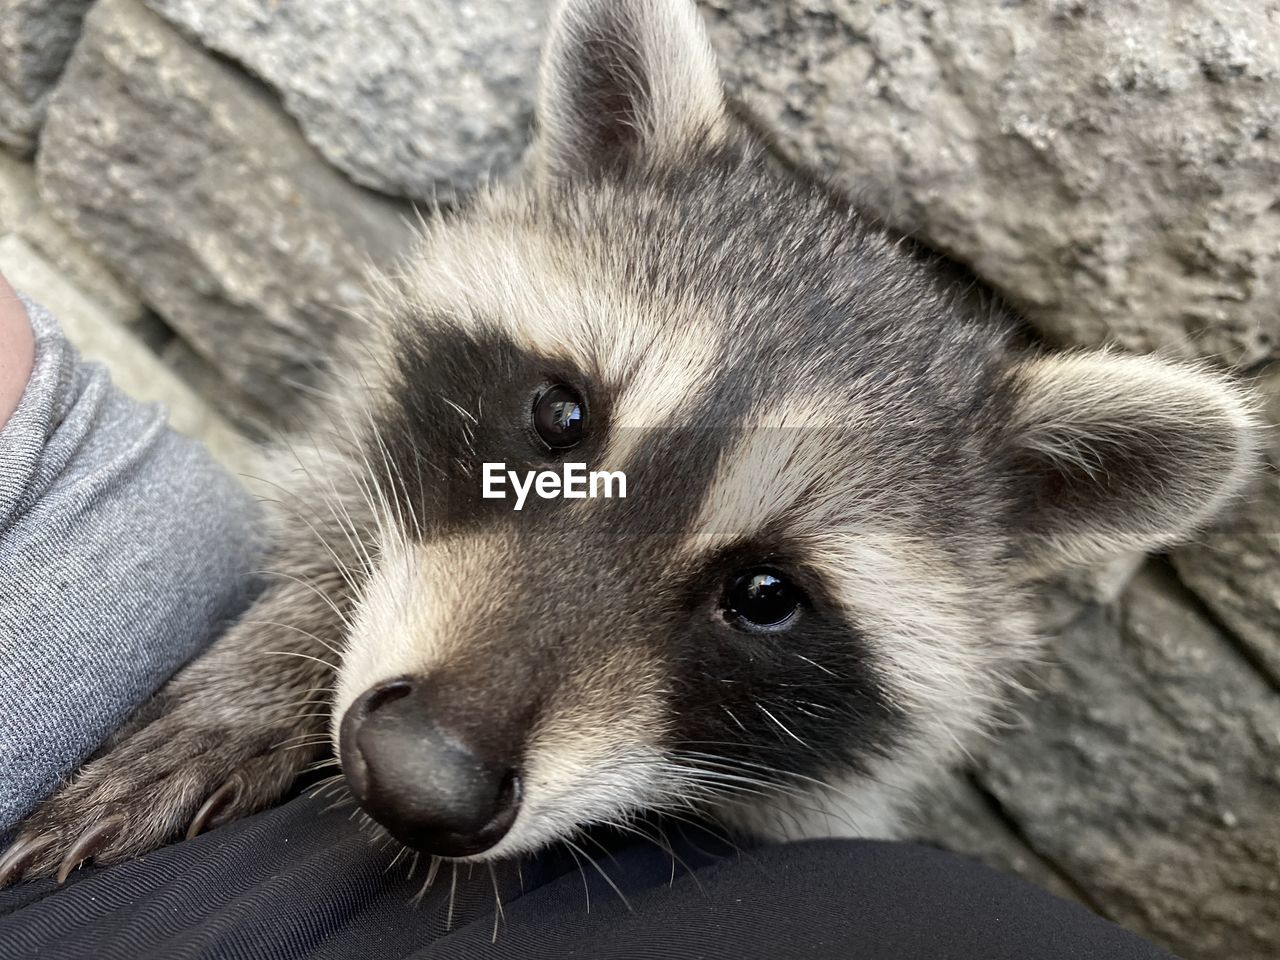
[328,0,1259,861]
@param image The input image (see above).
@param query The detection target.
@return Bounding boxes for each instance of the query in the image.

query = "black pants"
[0,792,1172,960]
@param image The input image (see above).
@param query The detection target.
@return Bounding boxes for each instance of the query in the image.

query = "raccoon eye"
[723,569,803,630]
[532,384,587,450]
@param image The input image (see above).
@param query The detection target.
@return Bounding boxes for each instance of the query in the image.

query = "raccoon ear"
[1004,352,1260,575]
[534,0,729,180]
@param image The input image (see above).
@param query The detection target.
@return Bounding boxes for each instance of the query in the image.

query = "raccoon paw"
[0,713,324,886]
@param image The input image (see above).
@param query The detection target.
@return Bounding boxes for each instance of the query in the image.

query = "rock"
[974,567,1280,960]
[701,0,1280,368]
[0,151,146,324]
[161,336,277,442]
[0,0,95,155]
[126,310,177,354]
[910,772,1080,906]
[1033,552,1147,635]
[21,207,147,326]
[144,0,549,201]
[1172,365,1280,681]
[1262,366,1280,463]
[35,0,416,417]
[1170,469,1280,681]
[0,148,39,229]
[0,234,251,475]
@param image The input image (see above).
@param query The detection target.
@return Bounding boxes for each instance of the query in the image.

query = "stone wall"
[0,1,1276,956]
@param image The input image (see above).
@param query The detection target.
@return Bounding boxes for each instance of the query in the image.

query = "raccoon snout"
[338,677,522,858]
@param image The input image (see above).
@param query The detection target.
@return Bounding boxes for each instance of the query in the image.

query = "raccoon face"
[328,0,1259,861]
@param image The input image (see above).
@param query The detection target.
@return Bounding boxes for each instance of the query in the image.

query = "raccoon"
[0,0,1260,883]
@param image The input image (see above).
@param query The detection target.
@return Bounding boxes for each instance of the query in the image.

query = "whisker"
[794,654,841,677]
[240,619,343,658]
[447,863,459,930]
[261,650,338,670]
[384,846,410,875]
[489,863,505,943]
[562,838,633,913]
[564,843,591,914]
[609,820,704,895]
[755,704,808,747]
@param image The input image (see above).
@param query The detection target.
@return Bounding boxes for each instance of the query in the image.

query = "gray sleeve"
[0,296,264,832]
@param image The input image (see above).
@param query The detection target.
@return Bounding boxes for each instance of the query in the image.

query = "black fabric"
[0,792,1174,960]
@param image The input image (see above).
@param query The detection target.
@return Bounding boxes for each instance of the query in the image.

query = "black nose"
[340,678,522,858]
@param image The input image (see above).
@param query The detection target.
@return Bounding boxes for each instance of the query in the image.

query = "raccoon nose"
[339,678,522,858]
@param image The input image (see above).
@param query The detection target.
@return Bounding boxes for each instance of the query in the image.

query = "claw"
[0,834,54,887]
[55,816,123,884]
[186,781,238,839]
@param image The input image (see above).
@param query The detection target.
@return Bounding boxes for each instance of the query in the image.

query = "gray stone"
[126,310,177,354]
[1172,365,1280,681]
[910,772,1080,905]
[1032,552,1146,635]
[0,0,95,155]
[1170,471,1280,682]
[36,0,416,416]
[0,149,39,230]
[161,336,277,442]
[701,0,1280,368]
[20,206,146,326]
[0,234,251,475]
[144,0,548,201]
[974,568,1280,959]
[1,151,146,324]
